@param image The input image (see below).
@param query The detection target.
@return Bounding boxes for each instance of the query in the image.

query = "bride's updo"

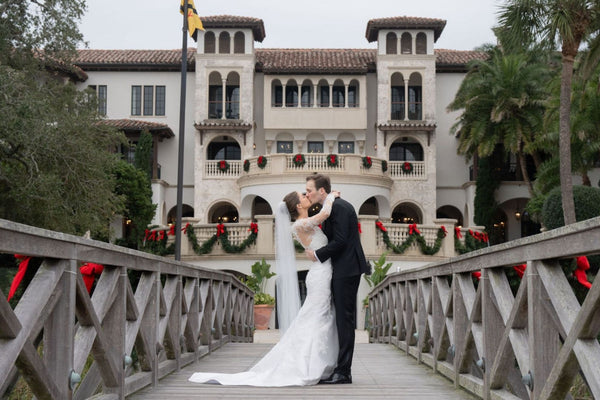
[283,191,300,220]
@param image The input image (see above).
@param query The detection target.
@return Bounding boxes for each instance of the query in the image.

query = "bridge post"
[481,268,504,400]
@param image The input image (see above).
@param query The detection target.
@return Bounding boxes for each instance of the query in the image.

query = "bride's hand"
[332,190,340,198]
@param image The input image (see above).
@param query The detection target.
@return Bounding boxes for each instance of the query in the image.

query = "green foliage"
[133,130,153,179]
[474,157,499,231]
[454,234,488,255]
[253,292,275,306]
[242,258,276,305]
[542,185,600,230]
[185,225,257,254]
[379,226,446,255]
[525,158,560,223]
[113,161,156,248]
[364,253,392,288]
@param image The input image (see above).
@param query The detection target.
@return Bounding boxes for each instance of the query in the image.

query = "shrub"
[542,185,600,230]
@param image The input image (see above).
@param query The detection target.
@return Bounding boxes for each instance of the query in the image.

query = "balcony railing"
[204,160,242,178]
[388,161,426,179]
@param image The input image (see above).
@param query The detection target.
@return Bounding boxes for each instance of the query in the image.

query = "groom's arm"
[314,201,352,263]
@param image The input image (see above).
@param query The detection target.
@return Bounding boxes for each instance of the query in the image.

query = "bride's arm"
[308,192,337,226]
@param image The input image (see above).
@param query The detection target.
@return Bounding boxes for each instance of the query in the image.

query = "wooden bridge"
[1,217,600,399]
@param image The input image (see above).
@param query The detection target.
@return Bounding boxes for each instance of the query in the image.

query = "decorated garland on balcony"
[187,223,259,254]
[375,221,446,255]
[401,161,413,174]
[327,154,338,167]
[218,160,230,172]
[243,159,250,172]
[381,160,388,172]
[453,227,488,254]
[293,153,306,167]
[257,155,267,169]
[362,156,372,169]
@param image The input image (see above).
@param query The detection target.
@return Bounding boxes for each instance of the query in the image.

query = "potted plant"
[244,258,276,329]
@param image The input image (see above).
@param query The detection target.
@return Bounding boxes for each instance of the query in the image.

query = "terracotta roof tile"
[366,16,447,42]
[435,49,488,71]
[255,49,377,74]
[98,119,174,138]
[75,49,196,71]
[200,15,266,42]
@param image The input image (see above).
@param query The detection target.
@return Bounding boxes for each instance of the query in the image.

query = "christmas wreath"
[218,160,230,172]
[402,161,413,174]
[381,160,388,172]
[243,159,250,172]
[257,155,267,169]
[362,156,372,169]
[327,154,338,167]
[293,153,306,167]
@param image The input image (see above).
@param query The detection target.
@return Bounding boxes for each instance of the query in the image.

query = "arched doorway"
[391,203,422,224]
[208,202,239,223]
[166,204,194,224]
[252,196,272,219]
[490,209,507,244]
[359,197,379,215]
[436,205,463,226]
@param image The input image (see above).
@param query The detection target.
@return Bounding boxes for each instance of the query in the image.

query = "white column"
[329,84,333,108]
[282,84,287,108]
[313,84,318,108]
[221,78,227,119]
[344,83,349,108]
[404,78,409,121]
[298,84,302,108]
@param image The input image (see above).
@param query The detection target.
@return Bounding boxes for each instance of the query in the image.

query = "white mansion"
[74,15,538,269]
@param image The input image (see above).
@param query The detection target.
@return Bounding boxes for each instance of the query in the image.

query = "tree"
[134,130,153,179]
[497,0,600,225]
[448,47,550,195]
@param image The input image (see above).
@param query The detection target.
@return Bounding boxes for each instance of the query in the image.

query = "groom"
[305,174,370,384]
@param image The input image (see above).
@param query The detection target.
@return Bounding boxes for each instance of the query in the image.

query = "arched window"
[208,202,239,223]
[285,79,299,107]
[348,79,359,108]
[226,72,240,119]
[317,79,329,107]
[386,32,397,55]
[301,79,313,107]
[436,205,463,226]
[416,32,427,54]
[218,32,230,54]
[271,79,283,107]
[400,32,412,54]
[408,72,422,120]
[208,71,223,118]
[166,204,194,224]
[332,79,345,108]
[359,197,379,215]
[233,32,245,54]
[392,203,422,224]
[207,137,241,160]
[204,32,216,54]
[252,196,272,219]
[389,138,423,161]
[390,72,405,120]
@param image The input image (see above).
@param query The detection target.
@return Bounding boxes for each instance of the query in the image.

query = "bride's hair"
[283,191,300,220]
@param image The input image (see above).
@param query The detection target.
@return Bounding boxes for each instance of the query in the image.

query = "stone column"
[434,218,458,257]
[359,215,379,257]
[255,215,274,254]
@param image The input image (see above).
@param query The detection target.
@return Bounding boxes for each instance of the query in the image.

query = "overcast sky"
[78,0,502,51]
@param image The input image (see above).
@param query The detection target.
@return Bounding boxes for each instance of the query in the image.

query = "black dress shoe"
[319,372,352,384]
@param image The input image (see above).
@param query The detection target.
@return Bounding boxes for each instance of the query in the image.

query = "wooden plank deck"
[128,343,478,399]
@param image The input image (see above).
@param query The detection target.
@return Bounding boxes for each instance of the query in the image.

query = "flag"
[180,0,204,42]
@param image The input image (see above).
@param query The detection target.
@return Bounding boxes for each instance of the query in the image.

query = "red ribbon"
[358,222,362,233]
[455,227,462,239]
[513,263,526,279]
[295,154,303,162]
[158,230,165,241]
[144,229,150,241]
[168,225,175,236]
[483,233,489,243]
[472,271,481,280]
[8,254,32,301]
[249,223,258,234]
[574,256,592,289]
[183,222,190,234]
[408,223,421,235]
[330,155,336,164]
[375,221,387,232]
[216,224,225,237]
[441,226,448,237]
[80,263,104,293]
[149,231,157,241]
[219,160,227,170]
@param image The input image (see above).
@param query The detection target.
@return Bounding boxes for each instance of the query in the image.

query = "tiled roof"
[75,49,196,71]
[75,48,486,74]
[200,15,266,42]
[378,121,437,131]
[365,16,447,42]
[255,49,377,74]
[195,121,253,130]
[98,119,174,138]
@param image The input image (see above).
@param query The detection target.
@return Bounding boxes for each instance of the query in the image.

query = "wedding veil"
[274,202,301,334]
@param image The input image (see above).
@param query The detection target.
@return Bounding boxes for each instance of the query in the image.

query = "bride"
[189,190,339,386]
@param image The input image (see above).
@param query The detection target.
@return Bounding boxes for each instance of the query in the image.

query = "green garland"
[377,224,446,255]
[141,234,175,255]
[454,233,487,254]
[186,225,258,254]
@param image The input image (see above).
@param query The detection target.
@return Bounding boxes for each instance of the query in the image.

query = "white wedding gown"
[189,196,338,386]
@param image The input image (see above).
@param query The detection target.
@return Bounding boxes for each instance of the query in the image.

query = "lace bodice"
[292,193,335,250]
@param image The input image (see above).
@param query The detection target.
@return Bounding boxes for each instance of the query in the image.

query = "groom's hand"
[305,250,317,262]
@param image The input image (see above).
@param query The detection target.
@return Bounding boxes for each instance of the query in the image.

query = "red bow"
[8,254,32,301]
[482,233,489,243]
[249,223,258,234]
[574,256,592,289]
[183,222,190,234]
[454,227,462,239]
[295,154,303,162]
[472,271,481,280]
[408,223,420,235]
[219,160,227,169]
[216,224,225,237]
[149,231,157,241]
[358,222,362,233]
[158,230,165,241]
[80,263,104,293]
[513,263,526,279]
[144,229,150,241]
[168,225,175,236]
[375,221,387,232]
[441,226,448,237]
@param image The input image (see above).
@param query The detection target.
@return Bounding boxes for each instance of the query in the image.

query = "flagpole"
[175,0,189,261]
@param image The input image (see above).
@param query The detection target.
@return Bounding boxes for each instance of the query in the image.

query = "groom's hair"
[306,174,331,193]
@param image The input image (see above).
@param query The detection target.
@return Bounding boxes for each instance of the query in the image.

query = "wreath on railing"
[243,159,250,172]
[453,227,488,254]
[362,156,372,169]
[293,153,306,167]
[257,155,267,169]
[375,221,446,255]
[218,160,230,172]
[381,160,388,172]
[402,161,413,174]
[187,223,259,254]
[327,154,338,167]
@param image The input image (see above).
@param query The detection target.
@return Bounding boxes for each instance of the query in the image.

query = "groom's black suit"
[315,197,370,377]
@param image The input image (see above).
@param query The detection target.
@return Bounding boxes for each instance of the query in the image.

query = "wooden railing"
[0,219,254,400]
[368,216,600,400]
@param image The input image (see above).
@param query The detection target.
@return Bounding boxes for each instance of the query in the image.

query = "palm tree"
[497,0,600,225]
[448,48,550,195]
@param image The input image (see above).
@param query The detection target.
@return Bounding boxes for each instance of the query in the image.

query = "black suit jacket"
[315,197,371,279]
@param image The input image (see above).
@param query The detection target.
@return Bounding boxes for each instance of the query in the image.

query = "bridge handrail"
[368,216,600,399]
[0,218,254,400]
